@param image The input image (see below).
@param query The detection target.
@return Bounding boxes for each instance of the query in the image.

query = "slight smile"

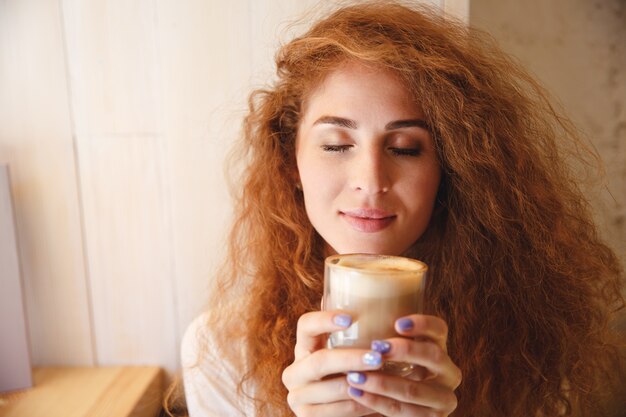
[340,208,397,233]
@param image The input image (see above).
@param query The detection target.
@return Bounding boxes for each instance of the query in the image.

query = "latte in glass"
[323,254,427,376]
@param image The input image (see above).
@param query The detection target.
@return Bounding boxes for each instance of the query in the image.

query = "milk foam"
[334,256,425,272]
[328,255,426,297]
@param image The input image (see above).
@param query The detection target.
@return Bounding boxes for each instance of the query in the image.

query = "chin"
[333,242,406,256]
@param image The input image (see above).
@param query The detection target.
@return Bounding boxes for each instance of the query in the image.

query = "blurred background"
[0,0,623,385]
[471,2,626,412]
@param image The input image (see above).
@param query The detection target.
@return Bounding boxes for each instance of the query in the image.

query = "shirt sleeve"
[181,314,253,417]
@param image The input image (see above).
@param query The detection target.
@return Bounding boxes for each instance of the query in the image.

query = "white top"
[181,314,256,417]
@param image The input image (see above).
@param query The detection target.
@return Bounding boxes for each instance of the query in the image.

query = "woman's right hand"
[282,311,382,417]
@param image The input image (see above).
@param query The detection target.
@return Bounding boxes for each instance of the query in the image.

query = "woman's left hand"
[345,314,462,417]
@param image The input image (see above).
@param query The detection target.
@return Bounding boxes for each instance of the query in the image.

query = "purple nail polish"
[333,314,352,327]
[396,317,414,331]
[348,386,364,397]
[362,351,382,366]
[371,340,391,354]
[347,371,366,384]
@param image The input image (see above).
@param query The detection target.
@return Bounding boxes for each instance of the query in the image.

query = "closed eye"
[322,144,352,153]
[389,147,421,157]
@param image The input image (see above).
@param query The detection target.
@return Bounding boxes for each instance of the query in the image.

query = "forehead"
[308,61,407,96]
[300,61,422,122]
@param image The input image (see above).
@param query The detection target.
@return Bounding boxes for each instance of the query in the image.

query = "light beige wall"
[470,0,626,265]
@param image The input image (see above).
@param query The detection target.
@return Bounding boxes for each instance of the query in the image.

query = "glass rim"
[324,253,428,274]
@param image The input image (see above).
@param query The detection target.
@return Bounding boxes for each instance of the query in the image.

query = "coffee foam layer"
[328,268,424,297]
[334,256,425,272]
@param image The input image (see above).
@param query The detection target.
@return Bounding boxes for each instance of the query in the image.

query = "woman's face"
[296,61,441,255]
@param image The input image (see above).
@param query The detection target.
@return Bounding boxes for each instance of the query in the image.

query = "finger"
[348,388,442,417]
[380,338,462,389]
[283,348,384,388]
[405,365,429,382]
[287,375,350,407]
[292,400,373,417]
[369,342,429,381]
[295,311,353,359]
[346,372,458,412]
[394,315,449,352]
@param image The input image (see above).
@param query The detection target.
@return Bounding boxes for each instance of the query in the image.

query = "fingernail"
[347,371,366,384]
[333,314,352,327]
[348,386,364,397]
[362,351,382,366]
[396,317,414,332]
[371,340,391,354]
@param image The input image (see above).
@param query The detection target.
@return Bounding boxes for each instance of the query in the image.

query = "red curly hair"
[169,2,625,417]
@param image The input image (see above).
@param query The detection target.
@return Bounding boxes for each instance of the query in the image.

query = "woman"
[174,2,625,416]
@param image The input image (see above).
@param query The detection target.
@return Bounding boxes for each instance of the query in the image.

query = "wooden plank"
[155,0,251,346]
[61,0,179,371]
[0,367,163,417]
[0,0,94,366]
[60,0,159,136]
[74,135,179,370]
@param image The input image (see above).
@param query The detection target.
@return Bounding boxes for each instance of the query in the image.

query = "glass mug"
[323,253,428,376]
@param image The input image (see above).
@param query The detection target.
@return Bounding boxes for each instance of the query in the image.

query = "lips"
[340,208,396,233]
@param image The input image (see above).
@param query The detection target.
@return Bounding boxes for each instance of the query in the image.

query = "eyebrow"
[312,116,430,131]
[313,116,357,129]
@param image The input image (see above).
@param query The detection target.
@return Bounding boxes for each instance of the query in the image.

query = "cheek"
[298,160,344,222]
[421,160,442,192]
[302,169,343,203]
[403,166,441,208]
[422,171,441,199]
[297,153,343,191]
[297,157,318,189]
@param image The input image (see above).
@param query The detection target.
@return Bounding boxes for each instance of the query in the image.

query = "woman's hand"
[282,311,462,417]
[345,314,462,416]
[282,311,382,416]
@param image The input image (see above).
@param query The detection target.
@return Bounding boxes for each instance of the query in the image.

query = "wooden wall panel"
[61,0,159,135]
[156,0,252,344]
[75,135,178,368]
[0,0,94,366]
[61,0,178,370]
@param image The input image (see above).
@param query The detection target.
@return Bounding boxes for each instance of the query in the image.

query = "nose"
[348,147,391,194]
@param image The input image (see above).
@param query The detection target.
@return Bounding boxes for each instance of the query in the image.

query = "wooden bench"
[0,367,163,417]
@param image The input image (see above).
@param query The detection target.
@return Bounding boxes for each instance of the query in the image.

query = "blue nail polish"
[347,371,366,384]
[333,314,352,327]
[396,318,414,331]
[349,386,364,397]
[371,340,391,354]
[362,351,382,366]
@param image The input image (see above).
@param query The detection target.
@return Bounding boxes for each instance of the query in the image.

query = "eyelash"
[321,145,421,157]
[322,145,351,153]
[390,147,421,157]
